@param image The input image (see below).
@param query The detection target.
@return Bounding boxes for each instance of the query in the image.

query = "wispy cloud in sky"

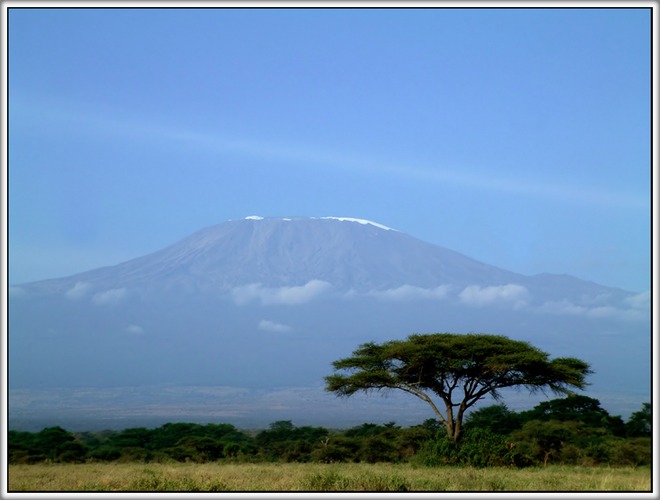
[18,96,648,212]
[258,319,293,333]
[139,121,650,210]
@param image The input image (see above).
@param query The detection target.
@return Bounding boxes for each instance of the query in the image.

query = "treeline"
[9,396,651,468]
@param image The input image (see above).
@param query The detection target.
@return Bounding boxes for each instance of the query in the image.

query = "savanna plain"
[8,337,652,492]
[8,462,651,492]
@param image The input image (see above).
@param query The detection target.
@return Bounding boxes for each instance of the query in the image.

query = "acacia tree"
[325,333,591,443]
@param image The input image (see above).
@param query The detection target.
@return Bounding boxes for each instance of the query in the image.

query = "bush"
[311,436,360,463]
[609,437,651,467]
[465,404,522,435]
[117,446,151,463]
[413,427,511,467]
[8,409,652,467]
[458,428,509,467]
[88,445,121,462]
[358,436,399,463]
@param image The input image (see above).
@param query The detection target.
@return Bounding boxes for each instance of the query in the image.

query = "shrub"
[609,437,651,467]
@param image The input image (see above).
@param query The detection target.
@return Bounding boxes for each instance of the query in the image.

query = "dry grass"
[8,462,651,492]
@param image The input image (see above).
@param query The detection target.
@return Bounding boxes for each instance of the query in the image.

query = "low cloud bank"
[65,282,92,300]
[535,297,649,322]
[459,284,530,309]
[368,284,451,301]
[92,288,127,305]
[231,280,332,306]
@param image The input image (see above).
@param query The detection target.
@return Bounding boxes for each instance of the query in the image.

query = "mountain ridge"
[13,216,633,304]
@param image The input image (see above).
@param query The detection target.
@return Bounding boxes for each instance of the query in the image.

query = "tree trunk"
[444,404,464,443]
[452,417,463,443]
[453,402,467,443]
[543,450,551,467]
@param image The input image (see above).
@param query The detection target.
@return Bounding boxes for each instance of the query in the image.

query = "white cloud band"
[459,284,530,309]
[368,284,451,301]
[231,280,332,306]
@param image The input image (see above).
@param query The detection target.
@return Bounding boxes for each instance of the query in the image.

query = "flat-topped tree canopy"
[325,333,591,443]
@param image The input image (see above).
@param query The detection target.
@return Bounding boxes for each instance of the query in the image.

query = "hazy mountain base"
[11,291,646,428]
[9,384,649,433]
[9,292,649,431]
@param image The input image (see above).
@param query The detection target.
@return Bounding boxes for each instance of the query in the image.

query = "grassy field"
[8,462,651,492]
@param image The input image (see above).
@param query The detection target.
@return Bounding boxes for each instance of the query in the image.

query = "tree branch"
[395,383,448,425]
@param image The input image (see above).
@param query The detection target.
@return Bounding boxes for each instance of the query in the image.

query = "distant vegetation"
[8,396,650,468]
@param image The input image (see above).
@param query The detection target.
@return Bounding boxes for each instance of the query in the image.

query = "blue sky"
[7,7,651,292]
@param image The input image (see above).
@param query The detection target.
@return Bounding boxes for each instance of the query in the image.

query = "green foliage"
[511,419,580,466]
[9,422,256,465]
[255,421,330,462]
[310,435,360,463]
[110,428,152,450]
[8,427,88,464]
[519,394,625,436]
[608,437,652,466]
[326,333,591,443]
[358,436,399,463]
[88,445,122,462]
[625,402,651,437]
[464,403,522,435]
[458,428,511,467]
[413,427,510,467]
[7,399,651,468]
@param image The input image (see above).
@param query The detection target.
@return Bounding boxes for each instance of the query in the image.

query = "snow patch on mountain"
[318,217,397,231]
[240,215,394,230]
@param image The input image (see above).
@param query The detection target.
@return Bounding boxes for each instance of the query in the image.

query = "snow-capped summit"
[242,215,395,231]
[318,217,397,231]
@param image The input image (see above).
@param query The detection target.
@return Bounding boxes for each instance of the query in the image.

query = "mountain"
[14,216,633,305]
[8,216,650,430]
[17,215,517,293]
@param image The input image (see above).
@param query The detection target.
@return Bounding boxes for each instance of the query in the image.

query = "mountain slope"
[14,216,631,305]
[8,216,649,429]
